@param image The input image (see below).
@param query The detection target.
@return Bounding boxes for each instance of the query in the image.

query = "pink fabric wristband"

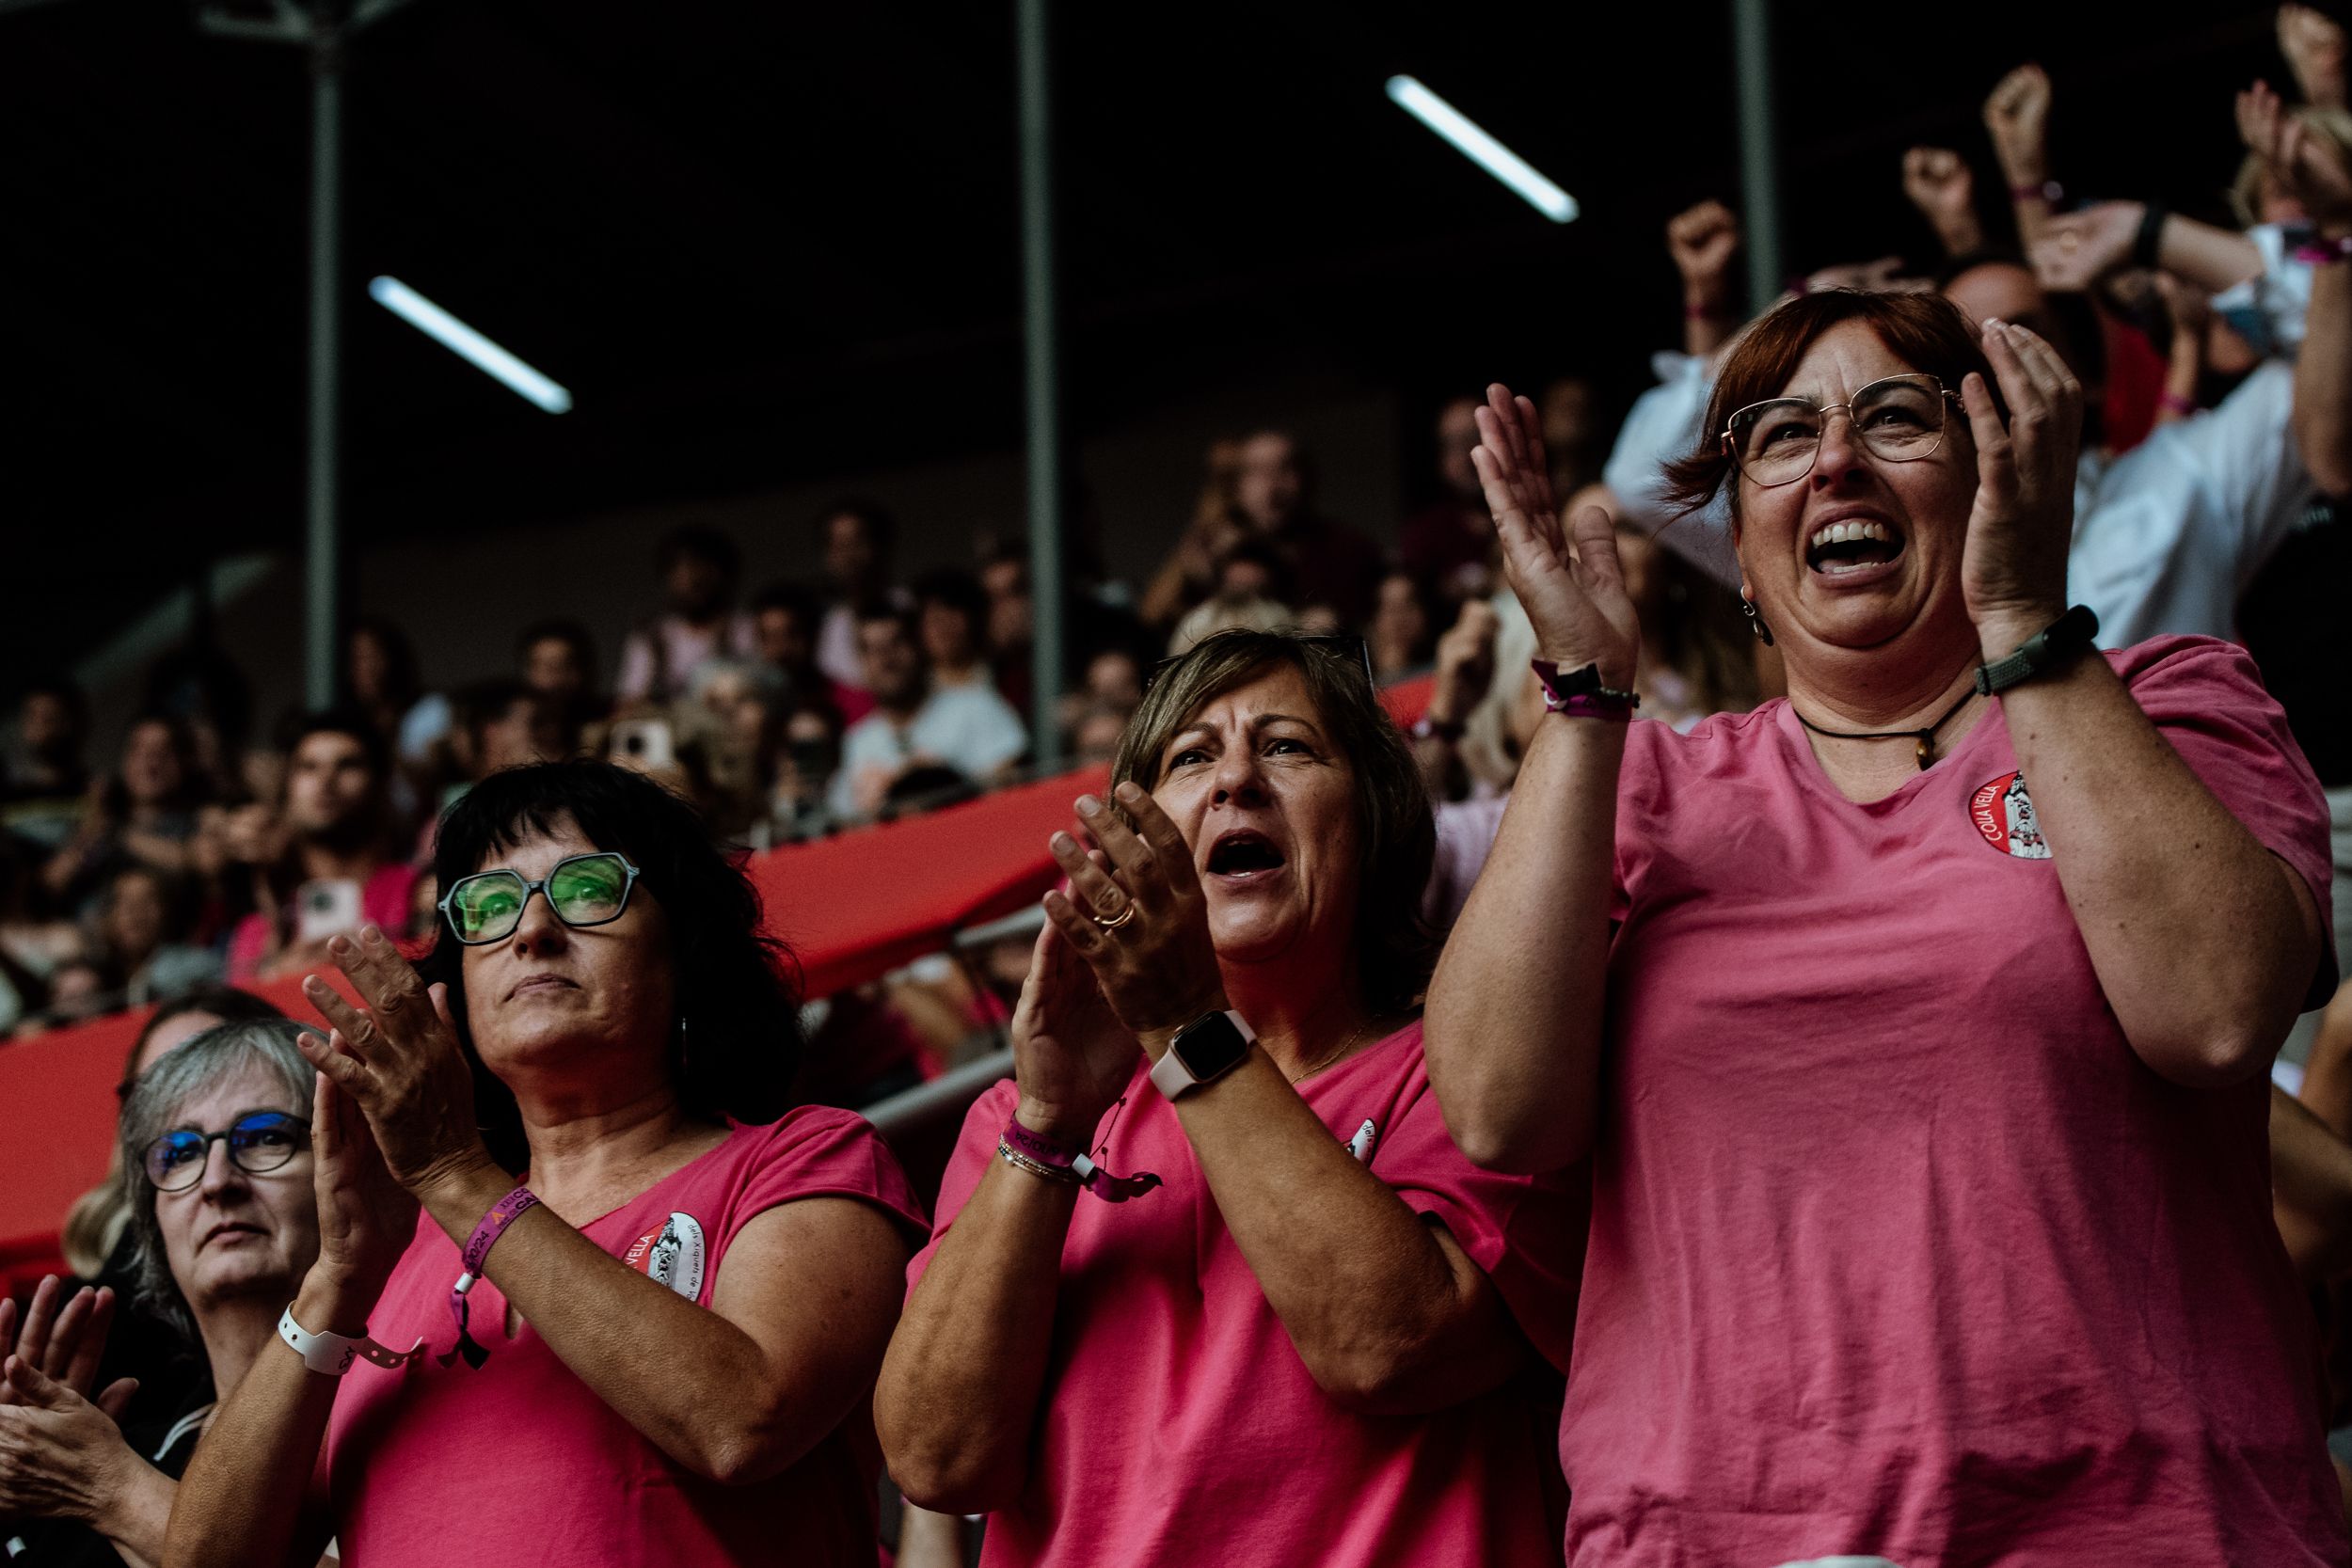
[1000,1119,1162,1202]
[445,1184,540,1369]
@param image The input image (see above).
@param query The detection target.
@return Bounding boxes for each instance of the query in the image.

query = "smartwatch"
[1149,1009,1257,1100]
[1973,605,2100,696]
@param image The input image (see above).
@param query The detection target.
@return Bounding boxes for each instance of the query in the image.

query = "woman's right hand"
[299,1069,419,1332]
[1470,383,1641,691]
[1008,920,1141,1148]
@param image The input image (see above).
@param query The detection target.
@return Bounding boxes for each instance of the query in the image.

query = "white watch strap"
[278,1306,424,1376]
[1149,1010,1256,1100]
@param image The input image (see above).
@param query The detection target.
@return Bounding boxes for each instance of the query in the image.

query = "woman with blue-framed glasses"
[168,759,928,1568]
[0,1018,320,1568]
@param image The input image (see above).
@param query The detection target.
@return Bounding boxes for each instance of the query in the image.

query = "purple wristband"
[999,1117,1162,1203]
[443,1184,539,1369]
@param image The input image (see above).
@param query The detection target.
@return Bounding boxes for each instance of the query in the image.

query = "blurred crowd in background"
[4,7,2349,1075]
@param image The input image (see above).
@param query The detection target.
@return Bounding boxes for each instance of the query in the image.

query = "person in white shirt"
[613,525,757,705]
[830,603,1028,821]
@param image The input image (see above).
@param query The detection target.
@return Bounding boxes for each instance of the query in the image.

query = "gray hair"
[115,1018,315,1337]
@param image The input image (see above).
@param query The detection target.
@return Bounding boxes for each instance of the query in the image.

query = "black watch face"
[1172,1013,1250,1082]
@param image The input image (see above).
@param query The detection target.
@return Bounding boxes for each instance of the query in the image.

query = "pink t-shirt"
[911,1021,1582,1568]
[324,1110,927,1567]
[226,862,420,980]
[1565,635,2343,1566]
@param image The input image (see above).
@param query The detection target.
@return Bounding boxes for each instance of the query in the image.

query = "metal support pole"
[1016,0,1065,768]
[305,28,344,711]
[1731,0,1784,318]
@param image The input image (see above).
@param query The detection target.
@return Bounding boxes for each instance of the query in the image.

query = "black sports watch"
[1149,1010,1257,1100]
[1974,605,2101,696]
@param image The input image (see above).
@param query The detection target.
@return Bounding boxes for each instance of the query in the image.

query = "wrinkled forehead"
[1769,322,1924,405]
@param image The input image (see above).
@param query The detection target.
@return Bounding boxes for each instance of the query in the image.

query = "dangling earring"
[1740,589,1774,646]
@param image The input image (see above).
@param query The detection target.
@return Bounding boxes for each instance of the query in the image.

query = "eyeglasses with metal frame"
[1721,373,1965,488]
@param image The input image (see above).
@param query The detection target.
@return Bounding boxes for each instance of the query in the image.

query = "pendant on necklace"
[1914,735,1934,769]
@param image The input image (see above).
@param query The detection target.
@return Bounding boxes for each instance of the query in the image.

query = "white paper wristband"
[277,1306,424,1376]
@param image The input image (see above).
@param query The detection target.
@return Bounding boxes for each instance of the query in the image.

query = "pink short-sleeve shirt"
[909,1021,1583,1568]
[323,1108,927,1567]
[1565,636,2344,1566]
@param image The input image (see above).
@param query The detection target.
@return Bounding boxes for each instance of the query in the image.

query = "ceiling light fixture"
[1384,75,1577,223]
[367,276,573,413]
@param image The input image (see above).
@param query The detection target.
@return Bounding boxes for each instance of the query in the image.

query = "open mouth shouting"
[1203,828,1288,888]
[1804,514,1908,581]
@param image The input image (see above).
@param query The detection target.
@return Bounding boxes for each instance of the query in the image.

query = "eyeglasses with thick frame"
[437,850,644,946]
[1721,372,1965,488]
[144,1110,310,1193]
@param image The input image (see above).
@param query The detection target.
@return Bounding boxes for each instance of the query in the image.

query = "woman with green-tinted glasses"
[168,760,928,1568]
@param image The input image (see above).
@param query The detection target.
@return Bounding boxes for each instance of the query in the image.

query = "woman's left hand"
[1041,783,1229,1052]
[0,1356,137,1526]
[295,926,495,1196]
[1960,318,2084,657]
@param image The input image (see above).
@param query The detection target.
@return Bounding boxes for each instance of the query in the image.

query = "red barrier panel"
[0,674,1433,1289]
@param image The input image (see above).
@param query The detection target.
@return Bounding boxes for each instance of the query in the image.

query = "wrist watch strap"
[1974,605,2101,696]
[1149,1009,1257,1100]
[278,1305,424,1376]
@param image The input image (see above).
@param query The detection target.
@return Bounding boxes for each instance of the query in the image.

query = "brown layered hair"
[1111,630,1435,1015]
[1661,290,1995,528]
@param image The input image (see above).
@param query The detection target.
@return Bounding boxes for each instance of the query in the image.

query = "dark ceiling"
[0,0,2288,679]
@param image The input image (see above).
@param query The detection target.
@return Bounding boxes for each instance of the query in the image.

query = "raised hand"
[1983,62,2054,182]
[0,1279,135,1417]
[0,1355,143,1528]
[1902,147,1981,253]
[1041,784,1228,1052]
[1959,320,2084,656]
[2028,200,2141,293]
[294,926,491,1196]
[2153,271,2212,340]
[1006,920,1142,1148]
[1428,599,1500,728]
[1470,384,1640,690]
[2279,4,2348,111]
[1666,200,1741,315]
[299,1068,421,1323]
[2240,79,2352,225]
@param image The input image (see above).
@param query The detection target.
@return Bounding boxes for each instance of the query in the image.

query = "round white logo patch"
[622,1212,707,1301]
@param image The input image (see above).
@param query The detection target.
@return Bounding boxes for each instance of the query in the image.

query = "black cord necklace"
[1789,686,1979,770]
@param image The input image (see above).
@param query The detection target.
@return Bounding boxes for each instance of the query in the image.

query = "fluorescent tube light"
[367,276,573,414]
[1385,75,1578,223]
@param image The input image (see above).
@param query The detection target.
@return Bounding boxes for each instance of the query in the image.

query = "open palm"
[1470,383,1641,689]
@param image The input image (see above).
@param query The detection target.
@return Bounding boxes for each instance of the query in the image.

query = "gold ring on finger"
[1091,902,1136,931]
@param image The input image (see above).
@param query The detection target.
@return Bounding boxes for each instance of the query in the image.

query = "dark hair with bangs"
[418,760,802,1169]
[1661,290,1994,527]
[1110,629,1435,1016]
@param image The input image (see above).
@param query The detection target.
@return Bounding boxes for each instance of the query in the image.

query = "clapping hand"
[0,1279,135,1418]
[1007,920,1142,1149]
[0,1356,138,1526]
[1470,384,1640,692]
[1041,784,1228,1053]
[1959,320,2084,656]
[294,927,490,1197]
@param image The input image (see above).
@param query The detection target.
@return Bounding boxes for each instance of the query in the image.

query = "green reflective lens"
[452,873,528,941]
[548,855,627,923]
